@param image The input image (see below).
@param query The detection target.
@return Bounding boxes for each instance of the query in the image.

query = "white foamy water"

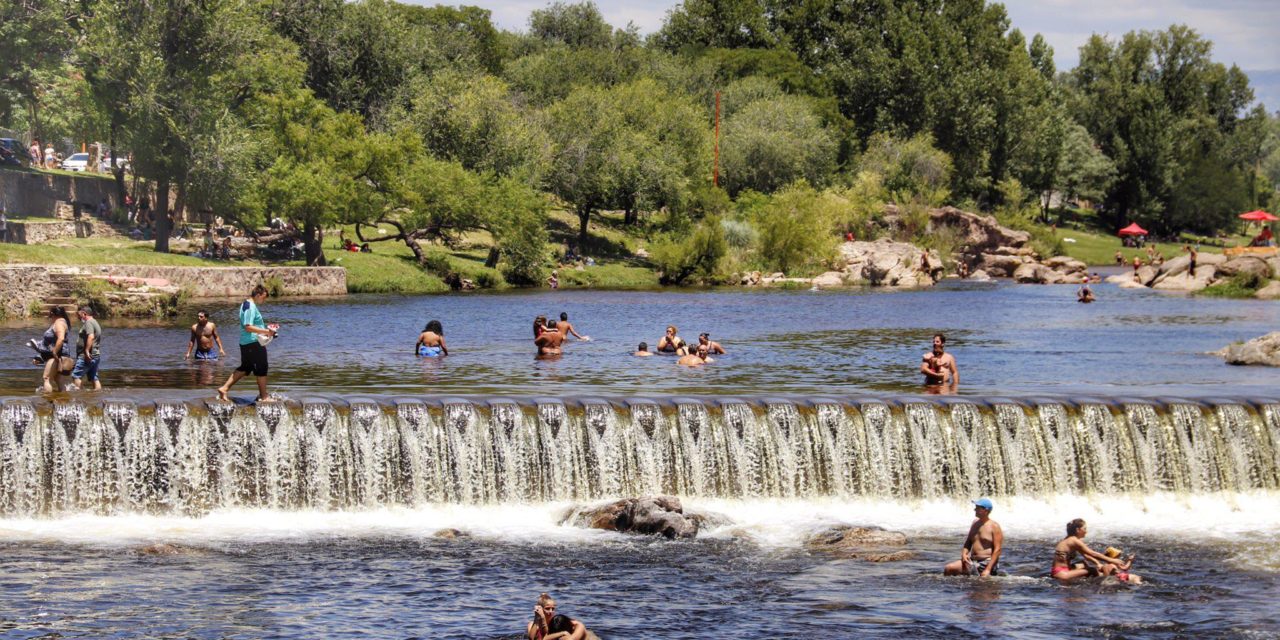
[1,492,1276,549]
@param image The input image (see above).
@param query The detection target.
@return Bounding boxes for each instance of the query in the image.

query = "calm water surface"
[1,279,1278,398]
[1,281,1278,638]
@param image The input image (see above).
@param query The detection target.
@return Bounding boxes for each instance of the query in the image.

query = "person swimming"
[657,325,685,354]
[634,342,653,357]
[415,319,448,357]
[678,343,711,366]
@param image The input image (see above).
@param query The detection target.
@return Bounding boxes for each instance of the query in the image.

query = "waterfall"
[0,397,1277,516]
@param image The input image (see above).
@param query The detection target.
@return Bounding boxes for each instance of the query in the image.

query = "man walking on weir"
[216,285,276,402]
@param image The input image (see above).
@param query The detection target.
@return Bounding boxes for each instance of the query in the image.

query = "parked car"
[99,153,130,174]
[60,152,90,171]
[0,138,33,168]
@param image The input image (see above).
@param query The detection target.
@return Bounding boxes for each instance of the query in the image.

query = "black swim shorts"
[237,341,269,376]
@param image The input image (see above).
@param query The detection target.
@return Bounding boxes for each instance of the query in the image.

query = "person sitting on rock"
[944,498,1003,577]
[1051,518,1140,584]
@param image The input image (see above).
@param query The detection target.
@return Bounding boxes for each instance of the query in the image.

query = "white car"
[60,153,90,171]
[99,154,130,174]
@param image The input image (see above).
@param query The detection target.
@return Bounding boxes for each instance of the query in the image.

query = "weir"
[1,396,1277,516]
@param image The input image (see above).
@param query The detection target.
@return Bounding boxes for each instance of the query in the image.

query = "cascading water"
[0,397,1277,517]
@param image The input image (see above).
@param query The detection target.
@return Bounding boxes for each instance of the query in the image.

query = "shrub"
[651,216,728,285]
[1199,272,1266,298]
[264,276,286,297]
[754,182,839,275]
[858,133,952,205]
[720,218,756,249]
[475,270,505,289]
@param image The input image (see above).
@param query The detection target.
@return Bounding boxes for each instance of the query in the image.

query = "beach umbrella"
[1118,223,1148,236]
[1239,210,1278,222]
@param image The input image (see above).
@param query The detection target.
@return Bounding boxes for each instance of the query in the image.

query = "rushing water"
[1,284,1278,638]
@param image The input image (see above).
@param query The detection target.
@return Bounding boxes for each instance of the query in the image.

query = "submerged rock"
[138,543,200,556]
[806,525,913,561]
[563,496,706,539]
[1216,332,1280,367]
[1255,281,1280,300]
[433,528,469,539]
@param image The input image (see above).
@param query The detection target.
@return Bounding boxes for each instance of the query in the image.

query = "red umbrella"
[1239,210,1278,222]
[1118,223,1148,236]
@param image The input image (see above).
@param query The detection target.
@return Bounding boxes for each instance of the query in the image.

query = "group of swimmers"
[634,325,726,367]
[944,499,1141,584]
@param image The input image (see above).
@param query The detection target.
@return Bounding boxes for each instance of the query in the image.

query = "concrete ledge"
[91,265,347,299]
[4,219,96,243]
[0,265,54,318]
[1,169,116,218]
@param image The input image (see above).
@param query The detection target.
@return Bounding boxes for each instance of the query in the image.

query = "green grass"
[0,237,257,266]
[1197,273,1267,299]
[556,262,660,289]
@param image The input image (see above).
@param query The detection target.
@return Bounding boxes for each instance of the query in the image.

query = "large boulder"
[1218,256,1272,280]
[811,271,846,288]
[1216,332,1280,367]
[839,239,937,287]
[924,206,1032,252]
[1044,255,1088,275]
[1136,265,1158,286]
[806,525,916,562]
[1152,267,1215,291]
[968,269,992,282]
[562,496,703,539]
[1255,281,1280,300]
[975,253,1028,278]
[1267,257,1280,279]
[1013,262,1065,284]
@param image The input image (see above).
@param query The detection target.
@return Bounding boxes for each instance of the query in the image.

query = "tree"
[529,1,613,49]
[753,182,839,274]
[1052,122,1116,210]
[720,90,836,196]
[654,0,775,51]
[856,133,952,204]
[0,0,79,142]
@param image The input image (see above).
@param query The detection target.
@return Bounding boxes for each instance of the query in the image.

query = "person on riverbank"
[37,307,71,392]
[556,312,589,341]
[921,334,958,389]
[1185,245,1197,278]
[535,318,564,356]
[215,285,276,402]
[1051,518,1139,584]
[698,332,725,355]
[678,343,711,366]
[944,498,1003,577]
[547,270,559,289]
[528,593,593,640]
[415,320,448,357]
[634,342,652,356]
[71,306,103,390]
[186,310,225,360]
[657,325,686,354]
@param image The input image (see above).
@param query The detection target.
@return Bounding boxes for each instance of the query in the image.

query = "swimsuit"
[1050,565,1071,576]
[968,557,994,576]
[418,345,442,357]
[194,347,218,360]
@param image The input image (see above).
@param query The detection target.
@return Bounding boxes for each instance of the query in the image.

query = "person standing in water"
[216,285,276,402]
[71,306,103,390]
[657,325,686,353]
[944,498,1003,577]
[185,310,225,360]
[921,333,958,389]
[415,320,448,357]
[678,343,711,366]
[535,318,564,356]
[633,342,653,357]
[1051,518,1140,584]
[528,593,594,640]
[556,312,589,341]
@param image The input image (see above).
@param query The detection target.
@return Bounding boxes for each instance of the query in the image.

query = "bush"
[422,253,456,280]
[475,270,504,289]
[754,182,839,275]
[858,133,952,205]
[1199,272,1266,298]
[651,216,728,285]
[720,218,756,249]
[264,276,286,297]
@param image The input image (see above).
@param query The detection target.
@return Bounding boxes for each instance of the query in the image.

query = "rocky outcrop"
[562,496,707,539]
[922,206,1032,253]
[1256,281,1280,300]
[1218,256,1272,280]
[969,269,991,282]
[1215,332,1280,367]
[839,239,939,288]
[806,525,915,562]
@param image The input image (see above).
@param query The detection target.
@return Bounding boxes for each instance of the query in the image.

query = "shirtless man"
[944,498,1003,577]
[678,344,710,366]
[556,312,589,341]
[921,333,958,387]
[1051,518,1140,584]
[535,318,564,356]
[634,342,653,357]
[185,310,225,360]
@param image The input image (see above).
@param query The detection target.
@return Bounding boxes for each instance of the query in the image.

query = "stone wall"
[5,220,96,244]
[0,169,117,218]
[91,265,347,299]
[0,265,52,318]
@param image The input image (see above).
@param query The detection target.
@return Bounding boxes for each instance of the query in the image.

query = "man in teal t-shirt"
[216,284,276,402]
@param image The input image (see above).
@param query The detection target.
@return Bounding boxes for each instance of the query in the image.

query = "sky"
[426,0,1280,108]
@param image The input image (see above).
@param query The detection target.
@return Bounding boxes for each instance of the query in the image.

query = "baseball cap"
[973,498,994,511]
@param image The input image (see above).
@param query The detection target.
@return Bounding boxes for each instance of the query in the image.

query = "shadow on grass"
[547,214,636,260]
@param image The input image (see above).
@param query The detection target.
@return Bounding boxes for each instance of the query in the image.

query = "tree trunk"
[109,123,126,207]
[484,246,500,268]
[577,207,591,248]
[154,177,171,253]
[173,180,187,225]
[303,221,327,266]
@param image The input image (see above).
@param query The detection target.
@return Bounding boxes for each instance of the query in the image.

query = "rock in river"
[1216,332,1280,367]
[563,496,709,539]
[806,525,916,562]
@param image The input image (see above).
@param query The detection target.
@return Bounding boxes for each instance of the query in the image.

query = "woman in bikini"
[1051,518,1140,584]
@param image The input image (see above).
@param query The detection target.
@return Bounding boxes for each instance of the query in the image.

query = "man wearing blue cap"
[943,498,1004,577]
